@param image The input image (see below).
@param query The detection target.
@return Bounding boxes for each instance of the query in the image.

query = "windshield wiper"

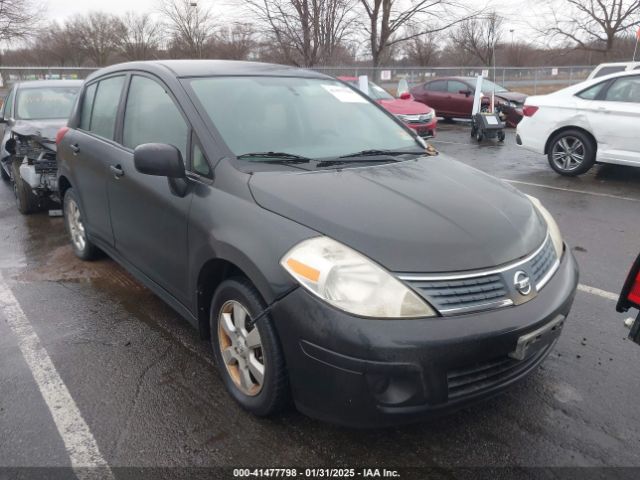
[316,158,402,168]
[338,149,425,159]
[237,152,312,164]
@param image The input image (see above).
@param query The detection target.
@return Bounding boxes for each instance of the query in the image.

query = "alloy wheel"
[66,198,86,251]
[217,300,265,396]
[551,136,585,172]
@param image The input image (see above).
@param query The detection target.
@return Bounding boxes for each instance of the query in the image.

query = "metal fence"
[0,65,595,96]
[312,66,593,94]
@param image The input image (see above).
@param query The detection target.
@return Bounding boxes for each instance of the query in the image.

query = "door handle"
[110,165,124,178]
[70,143,80,154]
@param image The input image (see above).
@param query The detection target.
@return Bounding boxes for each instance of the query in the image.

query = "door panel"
[447,80,473,117]
[108,74,192,304]
[591,75,640,164]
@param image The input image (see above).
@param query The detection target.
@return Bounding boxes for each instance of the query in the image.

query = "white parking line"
[578,283,620,302]
[0,273,113,478]
[502,179,640,203]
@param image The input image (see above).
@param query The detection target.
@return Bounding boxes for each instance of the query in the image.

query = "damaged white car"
[0,80,82,214]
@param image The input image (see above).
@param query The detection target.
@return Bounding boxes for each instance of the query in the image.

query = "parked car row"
[1,60,578,427]
[517,70,640,176]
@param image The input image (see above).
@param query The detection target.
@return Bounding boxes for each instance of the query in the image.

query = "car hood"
[494,91,527,104]
[377,99,433,115]
[249,156,547,273]
[12,119,66,141]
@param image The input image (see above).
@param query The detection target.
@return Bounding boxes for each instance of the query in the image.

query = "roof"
[86,60,330,82]
[15,79,84,89]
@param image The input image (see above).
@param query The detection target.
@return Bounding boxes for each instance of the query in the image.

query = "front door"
[107,74,192,305]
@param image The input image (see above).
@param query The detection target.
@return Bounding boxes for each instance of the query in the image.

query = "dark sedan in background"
[411,76,527,127]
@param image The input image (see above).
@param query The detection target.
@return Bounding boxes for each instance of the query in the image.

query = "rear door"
[63,75,126,246]
[107,73,192,305]
[446,80,473,117]
[590,75,640,165]
[418,80,449,116]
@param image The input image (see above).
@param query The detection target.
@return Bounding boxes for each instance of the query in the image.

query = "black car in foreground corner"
[0,80,82,213]
[56,60,579,427]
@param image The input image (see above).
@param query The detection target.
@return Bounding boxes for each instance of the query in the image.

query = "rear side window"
[123,75,188,159]
[576,82,606,100]
[80,83,97,130]
[427,80,447,92]
[89,76,125,140]
[604,76,640,103]
[593,66,626,78]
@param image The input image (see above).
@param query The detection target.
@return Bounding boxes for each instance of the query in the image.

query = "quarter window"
[3,88,15,119]
[123,76,188,160]
[89,76,125,140]
[80,83,97,131]
[192,141,211,178]
[576,82,606,100]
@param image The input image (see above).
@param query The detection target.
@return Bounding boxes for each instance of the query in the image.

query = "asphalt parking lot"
[1,122,640,476]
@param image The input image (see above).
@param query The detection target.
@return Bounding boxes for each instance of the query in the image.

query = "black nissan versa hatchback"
[57,60,579,427]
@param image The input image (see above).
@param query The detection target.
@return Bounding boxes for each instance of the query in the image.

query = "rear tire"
[476,130,484,142]
[547,129,596,176]
[210,277,289,416]
[498,130,506,142]
[11,160,40,215]
[63,188,99,260]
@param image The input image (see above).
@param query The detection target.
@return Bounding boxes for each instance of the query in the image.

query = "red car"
[617,252,640,346]
[339,76,437,137]
[410,76,527,127]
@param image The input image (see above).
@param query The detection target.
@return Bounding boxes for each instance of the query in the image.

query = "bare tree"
[209,23,257,60]
[358,0,476,68]
[403,29,440,65]
[245,0,357,67]
[450,12,503,66]
[118,12,161,60]
[158,0,215,58]
[31,22,85,66]
[67,12,125,66]
[0,0,43,43]
[545,0,640,59]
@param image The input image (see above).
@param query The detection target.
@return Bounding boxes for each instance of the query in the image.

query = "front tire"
[210,278,289,416]
[63,188,99,260]
[547,130,596,176]
[11,160,40,215]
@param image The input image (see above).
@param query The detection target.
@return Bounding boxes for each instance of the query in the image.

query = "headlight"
[281,236,436,318]
[527,195,563,259]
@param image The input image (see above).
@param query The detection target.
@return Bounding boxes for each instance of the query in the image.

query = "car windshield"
[15,86,79,120]
[478,79,509,93]
[188,76,418,160]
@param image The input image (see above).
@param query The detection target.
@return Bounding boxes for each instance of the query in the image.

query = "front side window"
[478,79,508,93]
[448,81,469,94]
[188,76,417,160]
[90,76,125,140]
[603,76,640,103]
[15,86,79,120]
[123,75,188,159]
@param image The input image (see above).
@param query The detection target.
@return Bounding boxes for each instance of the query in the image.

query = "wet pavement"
[1,122,640,473]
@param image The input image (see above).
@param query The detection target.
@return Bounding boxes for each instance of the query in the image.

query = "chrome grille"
[399,235,560,316]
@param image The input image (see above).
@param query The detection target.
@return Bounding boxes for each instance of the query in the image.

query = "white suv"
[588,62,640,80]
[516,71,640,176]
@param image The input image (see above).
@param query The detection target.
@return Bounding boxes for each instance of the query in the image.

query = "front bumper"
[405,118,438,138]
[271,248,579,427]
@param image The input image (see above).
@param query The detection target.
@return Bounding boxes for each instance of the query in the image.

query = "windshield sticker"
[322,84,368,103]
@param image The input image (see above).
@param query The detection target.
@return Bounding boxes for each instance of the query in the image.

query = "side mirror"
[134,143,185,178]
[399,92,411,100]
[459,90,472,97]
